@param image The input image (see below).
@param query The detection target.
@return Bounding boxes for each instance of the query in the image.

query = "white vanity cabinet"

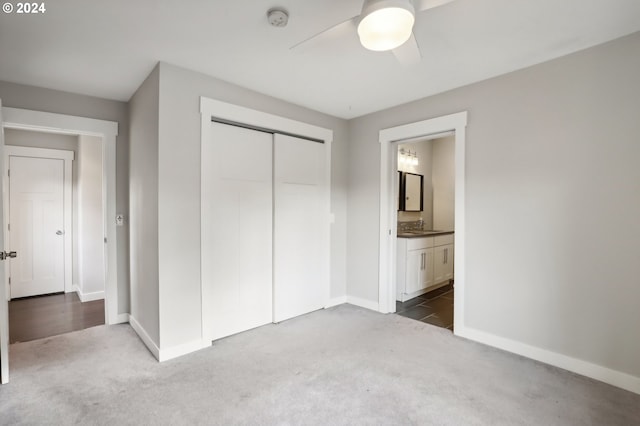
[397,234,454,302]
[405,245,434,295]
[433,234,454,284]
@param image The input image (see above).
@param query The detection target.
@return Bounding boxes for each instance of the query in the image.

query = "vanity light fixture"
[357,0,416,51]
[399,148,419,166]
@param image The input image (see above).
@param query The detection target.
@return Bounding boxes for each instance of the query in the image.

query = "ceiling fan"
[290,0,456,66]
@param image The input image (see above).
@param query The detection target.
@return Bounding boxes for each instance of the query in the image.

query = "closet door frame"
[199,97,333,343]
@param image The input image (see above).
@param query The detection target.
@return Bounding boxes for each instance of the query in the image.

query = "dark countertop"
[397,230,455,238]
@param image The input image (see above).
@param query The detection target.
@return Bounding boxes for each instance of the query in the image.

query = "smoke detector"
[267,8,289,27]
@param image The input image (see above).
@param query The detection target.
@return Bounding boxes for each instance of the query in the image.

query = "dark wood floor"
[9,292,105,344]
[396,283,454,331]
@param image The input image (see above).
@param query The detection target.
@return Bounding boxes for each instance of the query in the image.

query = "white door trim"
[200,97,333,343]
[378,111,467,333]
[0,98,8,384]
[0,107,122,325]
[4,146,74,297]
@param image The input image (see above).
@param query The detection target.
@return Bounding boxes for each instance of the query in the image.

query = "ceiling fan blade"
[290,17,358,52]
[392,33,422,66]
[415,0,455,12]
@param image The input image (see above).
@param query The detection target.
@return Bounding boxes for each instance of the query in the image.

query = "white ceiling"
[1,0,639,119]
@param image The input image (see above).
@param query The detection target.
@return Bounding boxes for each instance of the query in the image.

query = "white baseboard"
[325,296,347,308]
[456,325,640,395]
[325,295,379,311]
[129,315,209,362]
[113,313,130,324]
[79,290,104,302]
[73,285,105,302]
[129,315,160,361]
[159,339,210,362]
[346,296,379,312]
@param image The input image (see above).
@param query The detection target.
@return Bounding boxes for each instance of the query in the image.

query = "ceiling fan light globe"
[357,1,415,51]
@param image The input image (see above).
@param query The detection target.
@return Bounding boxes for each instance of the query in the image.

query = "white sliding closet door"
[202,122,273,341]
[273,134,328,322]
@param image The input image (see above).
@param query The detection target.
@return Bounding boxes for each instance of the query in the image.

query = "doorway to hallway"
[4,133,106,343]
[377,111,467,335]
[1,105,119,384]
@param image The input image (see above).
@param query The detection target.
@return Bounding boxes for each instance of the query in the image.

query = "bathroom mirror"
[399,172,424,212]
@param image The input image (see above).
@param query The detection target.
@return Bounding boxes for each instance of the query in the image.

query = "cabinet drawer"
[407,237,434,251]
[434,234,454,246]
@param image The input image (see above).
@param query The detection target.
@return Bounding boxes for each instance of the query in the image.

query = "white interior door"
[202,122,273,341]
[9,155,64,298]
[0,100,9,384]
[273,134,328,322]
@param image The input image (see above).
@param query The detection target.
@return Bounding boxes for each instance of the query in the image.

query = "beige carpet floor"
[1,304,638,425]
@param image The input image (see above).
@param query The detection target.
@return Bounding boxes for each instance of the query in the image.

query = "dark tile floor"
[9,292,105,344]
[396,283,454,331]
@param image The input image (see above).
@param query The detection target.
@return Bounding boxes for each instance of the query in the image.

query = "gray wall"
[0,81,130,314]
[128,66,160,345]
[432,136,455,230]
[77,135,105,296]
[4,128,78,150]
[347,31,640,377]
[156,62,349,349]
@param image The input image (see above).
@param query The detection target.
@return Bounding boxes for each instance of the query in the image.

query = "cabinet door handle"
[445,248,447,264]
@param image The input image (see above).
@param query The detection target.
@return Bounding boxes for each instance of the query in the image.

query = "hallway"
[9,293,104,343]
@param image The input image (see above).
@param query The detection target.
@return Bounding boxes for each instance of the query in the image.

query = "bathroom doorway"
[394,135,455,330]
[377,111,467,334]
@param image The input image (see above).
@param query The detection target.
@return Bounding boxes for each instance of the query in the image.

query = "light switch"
[116,214,124,226]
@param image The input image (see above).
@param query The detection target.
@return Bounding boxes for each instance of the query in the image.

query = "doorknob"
[56,230,64,235]
[0,251,17,260]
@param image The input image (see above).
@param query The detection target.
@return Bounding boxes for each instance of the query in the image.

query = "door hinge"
[8,277,10,285]
[7,223,9,231]
[7,169,9,177]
